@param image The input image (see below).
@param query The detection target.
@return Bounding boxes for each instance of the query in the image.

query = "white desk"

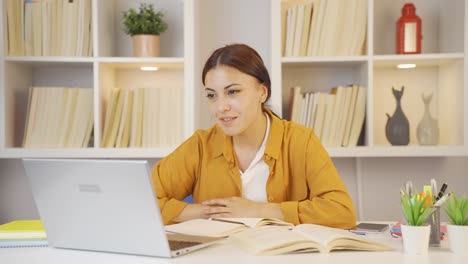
[0,234,465,264]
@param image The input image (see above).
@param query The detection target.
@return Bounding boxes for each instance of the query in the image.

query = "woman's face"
[204,65,267,137]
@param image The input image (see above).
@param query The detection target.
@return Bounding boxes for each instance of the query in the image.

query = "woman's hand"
[201,196,284,220]
[174,197,285,222]
[173,203,213,223]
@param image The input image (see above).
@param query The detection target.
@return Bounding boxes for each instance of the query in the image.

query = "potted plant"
[444,193,468,254]
[400,189,433,255]
[122,3,168,57]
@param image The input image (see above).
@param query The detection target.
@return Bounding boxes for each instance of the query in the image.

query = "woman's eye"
[206,93,216,99]
[227,90,239,95]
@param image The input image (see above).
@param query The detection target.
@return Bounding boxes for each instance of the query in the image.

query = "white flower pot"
[401,224,430,255]
[447,224,468,254]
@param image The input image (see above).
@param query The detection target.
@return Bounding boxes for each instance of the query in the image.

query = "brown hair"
[202,44,272,103]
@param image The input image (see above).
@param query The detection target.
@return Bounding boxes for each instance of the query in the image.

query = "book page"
[229,226,320,255]
[164,219,247,238]
[212,217,293,228]
[293,224,393,252]
[294,224,355,245]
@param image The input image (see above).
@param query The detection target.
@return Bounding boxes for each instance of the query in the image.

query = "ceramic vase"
[447,224,468,254]
[385,86,410,145]
[132,34,160,57]
[417,92,439,145]
[401,224,430,255]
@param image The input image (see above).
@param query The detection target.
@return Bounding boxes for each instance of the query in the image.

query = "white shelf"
[373,53,464,67]
[282,56,368,64]
[5,56,95,63]
[1,145,465,159]
[327,146,467,157]
[97,57,184,64]
[0,147,176,159]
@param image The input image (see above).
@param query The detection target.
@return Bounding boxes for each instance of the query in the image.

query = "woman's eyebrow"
[205,83,240,91]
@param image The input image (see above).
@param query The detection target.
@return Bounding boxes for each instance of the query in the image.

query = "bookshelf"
[0,0,191,158]
[277,0,467,157]
[0,0,466,158]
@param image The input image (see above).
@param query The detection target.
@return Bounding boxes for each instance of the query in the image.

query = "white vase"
[401,224,430,255]
[447,224,468,254]
[417,92,439,145]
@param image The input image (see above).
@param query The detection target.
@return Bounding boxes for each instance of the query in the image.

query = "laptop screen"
[23,158,174,257]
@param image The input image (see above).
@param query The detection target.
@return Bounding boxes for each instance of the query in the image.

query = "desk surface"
[0,233,465,264]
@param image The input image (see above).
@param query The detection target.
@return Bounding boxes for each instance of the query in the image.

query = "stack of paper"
[0,220,48,248]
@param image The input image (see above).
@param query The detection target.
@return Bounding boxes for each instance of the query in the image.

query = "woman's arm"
[280,132,357,228]
[152,135,202,224]
[201,196,285,220]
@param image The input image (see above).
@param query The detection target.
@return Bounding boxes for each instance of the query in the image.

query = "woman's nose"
[217,96,230,112]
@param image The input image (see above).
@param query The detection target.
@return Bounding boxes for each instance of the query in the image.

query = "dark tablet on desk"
[350,223,389,233]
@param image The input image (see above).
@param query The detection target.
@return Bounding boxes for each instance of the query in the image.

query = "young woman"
[152,44,356,229]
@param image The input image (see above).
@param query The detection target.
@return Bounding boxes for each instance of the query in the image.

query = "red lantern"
[396,3,422,54]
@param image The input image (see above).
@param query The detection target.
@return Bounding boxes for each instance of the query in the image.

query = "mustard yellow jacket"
[152,109,357,228]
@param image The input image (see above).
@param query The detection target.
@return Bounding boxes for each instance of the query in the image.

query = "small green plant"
[401,190,433,226]
[444,193,468,225]
[122,3,168,36]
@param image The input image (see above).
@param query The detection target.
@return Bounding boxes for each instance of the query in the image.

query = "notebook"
[22,158,221,257]
[0,220,48,248]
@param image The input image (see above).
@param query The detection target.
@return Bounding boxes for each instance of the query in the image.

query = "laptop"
[22,158,221,257]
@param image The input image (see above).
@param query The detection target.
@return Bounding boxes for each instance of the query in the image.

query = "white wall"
[1,157,467,224]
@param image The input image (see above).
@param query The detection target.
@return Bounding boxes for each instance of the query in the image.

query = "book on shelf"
[229,224,393,255]
[282,0,366,57]
[5,0,92,56]
[130,88,144,147]
[300,92,310,126]
[312,92,327,139]
[286,84,366,147]
[115,90,134,148]
[100,87,183,148]
[101,88,120,147]
[5,0,25,56]
[299,2,313,56]
[341,85,359,146]
[319,92,335,145]
[106,87,125,148]
[165,218,293,238]
[0,220,48,248]
[22,87,93,148]
[287,87,295,121]
[308,92,318,129]
[290,86,302,122]
[292,4,304,56]
[317,0,339,56]
[304,92,314,128]
[333,86,352,146]
[345,86,366,147]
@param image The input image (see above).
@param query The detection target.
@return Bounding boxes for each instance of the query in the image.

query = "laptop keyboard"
[168,240,202,251]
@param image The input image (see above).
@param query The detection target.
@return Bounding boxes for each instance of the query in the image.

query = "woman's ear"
[260,84,268,103]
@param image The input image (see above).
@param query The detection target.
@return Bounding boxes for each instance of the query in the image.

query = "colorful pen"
[435,183,448,201]
[434,193,451,207]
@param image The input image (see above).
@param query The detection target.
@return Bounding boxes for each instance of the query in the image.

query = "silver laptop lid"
[23,158,172,257]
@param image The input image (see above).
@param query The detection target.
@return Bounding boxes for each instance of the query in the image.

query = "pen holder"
[426,206,441,247]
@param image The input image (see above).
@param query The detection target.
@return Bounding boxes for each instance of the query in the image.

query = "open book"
[229,224,393,255]
[165,218,293,238]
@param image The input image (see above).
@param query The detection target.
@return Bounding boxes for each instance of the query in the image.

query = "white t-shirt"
[240,113,271,202]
